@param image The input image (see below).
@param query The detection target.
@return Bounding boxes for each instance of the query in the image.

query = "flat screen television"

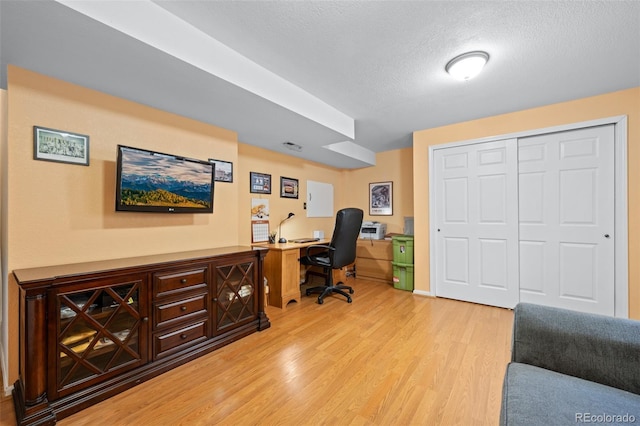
[115,145,214,213]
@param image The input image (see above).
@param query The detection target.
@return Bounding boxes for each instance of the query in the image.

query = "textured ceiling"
[2,0,639,168]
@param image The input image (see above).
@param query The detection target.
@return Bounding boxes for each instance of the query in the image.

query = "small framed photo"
[209,159,233,183]
[250,172,271,194]
[33,126,90,166]
[280,176,299,199]
[369,181,393,216]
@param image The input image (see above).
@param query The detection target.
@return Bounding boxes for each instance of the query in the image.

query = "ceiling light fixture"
[445,51,489,81]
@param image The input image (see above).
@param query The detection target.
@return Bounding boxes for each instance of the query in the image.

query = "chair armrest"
[304,244,334,257]
[512,303,640,394]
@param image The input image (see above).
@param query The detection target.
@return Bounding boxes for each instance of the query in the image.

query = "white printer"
[359,221,387,240]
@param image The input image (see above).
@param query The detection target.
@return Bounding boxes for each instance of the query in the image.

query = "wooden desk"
[253,240,332,308]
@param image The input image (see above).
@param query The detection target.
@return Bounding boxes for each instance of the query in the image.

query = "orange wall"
[237,143,344,241]
[346,148,414,234]
[236,145,414,241]
[413,87,640,319]
[7,66,241,269]
[5,66,243,384]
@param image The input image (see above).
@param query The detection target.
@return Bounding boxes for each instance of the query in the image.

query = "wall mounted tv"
[115,145,214,214]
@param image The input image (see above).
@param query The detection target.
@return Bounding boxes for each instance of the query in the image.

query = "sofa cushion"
[501,363,640,426]
[512,303,640,395]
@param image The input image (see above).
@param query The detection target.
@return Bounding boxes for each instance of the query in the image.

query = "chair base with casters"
[304,267,354,304]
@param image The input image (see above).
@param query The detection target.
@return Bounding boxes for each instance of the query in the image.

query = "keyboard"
[290,238,320,243]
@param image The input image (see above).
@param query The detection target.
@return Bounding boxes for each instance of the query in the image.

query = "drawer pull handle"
[180,333,187,339]
[180,306,187,311]
[180,278,188,284]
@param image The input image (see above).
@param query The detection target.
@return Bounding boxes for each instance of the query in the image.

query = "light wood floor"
[1,278,514,426]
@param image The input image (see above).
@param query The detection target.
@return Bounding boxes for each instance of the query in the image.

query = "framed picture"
[209,159,233,183]
[280,176,299,199]
[250,172,271,194]
[369,181,393,216]
[33,126,90,166]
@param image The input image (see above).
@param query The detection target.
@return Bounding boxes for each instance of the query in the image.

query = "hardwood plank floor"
[0,370,16,426]
[1,278,514,425]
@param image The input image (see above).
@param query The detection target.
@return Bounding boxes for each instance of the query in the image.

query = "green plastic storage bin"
[392,262,414,291]
[392,235,414,265]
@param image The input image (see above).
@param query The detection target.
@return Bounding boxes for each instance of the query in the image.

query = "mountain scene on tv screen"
[120,148,212,209]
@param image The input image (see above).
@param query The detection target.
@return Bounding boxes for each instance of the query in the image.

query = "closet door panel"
[434,139,519,308]
[518,125,615,316]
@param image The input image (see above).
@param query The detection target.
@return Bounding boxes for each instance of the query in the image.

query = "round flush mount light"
[445,51,489,81]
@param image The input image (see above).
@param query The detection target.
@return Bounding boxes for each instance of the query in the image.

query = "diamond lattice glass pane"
[228,267,244,287]
[113,346,137,367]
[127,329,139,349]
[218,311,234,327]
[239,299,254,321]
[60,301,74,320]
[61,290,97,320]
[59,355,73,384]
[60,317,98,356]
[94,289,113,326]
[61,362,95,386]
[58,281,142,388]
[89,335,119,372]
[239,262,253,275]
[108,310,137,338]
[218,265,233,279]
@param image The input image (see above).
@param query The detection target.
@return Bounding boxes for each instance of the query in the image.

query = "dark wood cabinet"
[13,246,269,425]
[213,259,259,333]
[51,273,149,399]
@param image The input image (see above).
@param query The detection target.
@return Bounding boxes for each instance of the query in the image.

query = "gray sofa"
[500,303,640,425]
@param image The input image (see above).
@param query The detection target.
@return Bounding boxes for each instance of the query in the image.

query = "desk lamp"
[278,212,295,243]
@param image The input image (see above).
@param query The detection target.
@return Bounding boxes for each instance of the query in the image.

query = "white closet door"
[434,139,519,309]
[518,125,615,315]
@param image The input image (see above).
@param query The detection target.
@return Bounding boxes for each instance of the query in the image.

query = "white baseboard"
[0,342,12,397]
[412,289,434,297]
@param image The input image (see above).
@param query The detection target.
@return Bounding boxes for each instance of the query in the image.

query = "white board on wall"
[306,180,334,217]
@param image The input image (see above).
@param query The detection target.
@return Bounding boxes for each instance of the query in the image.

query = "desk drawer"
[357,240,393,260]
[153,293,208,329]
[154,268,208,298]
[356,258,392,281]
[153,320,208,359]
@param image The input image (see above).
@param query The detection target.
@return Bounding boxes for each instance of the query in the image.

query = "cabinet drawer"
[356,258,392,281]
[153,321,208,359]
[154,294,208,329]
[154,268,208,298]
[357,240,393,260]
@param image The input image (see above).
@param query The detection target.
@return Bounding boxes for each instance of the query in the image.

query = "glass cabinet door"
[214,260,256,333]
[55,276,147,395]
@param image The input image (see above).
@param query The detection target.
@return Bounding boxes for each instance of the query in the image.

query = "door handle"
[604,234,611,238]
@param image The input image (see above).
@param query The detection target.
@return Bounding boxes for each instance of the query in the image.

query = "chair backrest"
[328,208,364,268]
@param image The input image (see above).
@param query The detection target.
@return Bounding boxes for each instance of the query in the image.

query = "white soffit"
[324,141,376,166]
[55,0,355,140]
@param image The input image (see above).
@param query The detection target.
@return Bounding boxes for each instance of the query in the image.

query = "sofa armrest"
[512,303,640,395]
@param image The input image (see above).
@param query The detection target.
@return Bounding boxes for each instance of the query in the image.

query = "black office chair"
[300,208,364,304]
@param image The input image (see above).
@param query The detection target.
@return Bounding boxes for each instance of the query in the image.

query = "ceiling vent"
[282,141,302,152]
